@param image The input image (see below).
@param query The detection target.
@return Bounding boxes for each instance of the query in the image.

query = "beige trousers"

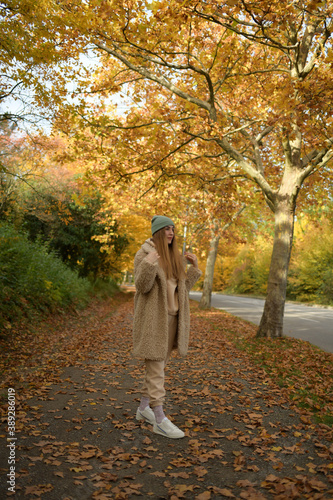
[141,314,178,407]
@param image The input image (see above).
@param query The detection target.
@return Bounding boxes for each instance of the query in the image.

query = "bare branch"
[0,81,23,101]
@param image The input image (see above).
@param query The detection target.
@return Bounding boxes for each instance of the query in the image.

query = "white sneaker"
[153,417,185,439]
[136,406,156,424]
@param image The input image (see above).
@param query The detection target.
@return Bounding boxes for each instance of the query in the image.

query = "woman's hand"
[146,251,160,264]
[185,252,198,269]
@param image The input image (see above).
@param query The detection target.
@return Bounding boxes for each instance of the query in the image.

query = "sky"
[1,51,131,135]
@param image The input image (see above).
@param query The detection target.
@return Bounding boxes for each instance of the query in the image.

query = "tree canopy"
[1,0,333,337]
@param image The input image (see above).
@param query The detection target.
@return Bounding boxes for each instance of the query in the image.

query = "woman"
[133,215,202,439]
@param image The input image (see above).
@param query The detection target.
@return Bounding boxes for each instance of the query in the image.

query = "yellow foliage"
[214,235,273,295]
[289,217,333,303]
[115,213,151,272]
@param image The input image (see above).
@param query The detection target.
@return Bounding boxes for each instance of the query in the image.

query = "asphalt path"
[189,292,333,353]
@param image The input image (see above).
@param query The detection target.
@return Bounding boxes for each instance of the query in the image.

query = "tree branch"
[94,42,213,114]
[299,142,333,184]
[192,7,298,51]
[0,81,23,101]
[215,135,277,209]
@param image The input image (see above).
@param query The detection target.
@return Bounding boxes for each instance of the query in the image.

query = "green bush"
[0,223,91,329]
[22,190,129,279]
[89,277,120,300]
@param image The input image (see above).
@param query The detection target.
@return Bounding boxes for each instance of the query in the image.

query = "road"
[189,292,333,353]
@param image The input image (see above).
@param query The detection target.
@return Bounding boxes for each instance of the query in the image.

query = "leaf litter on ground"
[0,290,332,499]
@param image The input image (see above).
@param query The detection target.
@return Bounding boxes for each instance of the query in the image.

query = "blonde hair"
[153,228,185,280]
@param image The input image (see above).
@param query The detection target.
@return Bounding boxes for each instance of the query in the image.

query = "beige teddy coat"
[133,238,202,361]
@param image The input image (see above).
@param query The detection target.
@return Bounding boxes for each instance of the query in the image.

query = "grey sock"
[139,397,150,411]
[153,405,166,424]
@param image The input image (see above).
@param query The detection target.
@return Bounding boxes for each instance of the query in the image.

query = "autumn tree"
[9,0,333,337]
[73,125,250,302]
[0,0,86,127]
[199,203,247,308]
[0,123,50,219]
[23,187,129,279]
[57,114,248,284]
[54,0,331,338]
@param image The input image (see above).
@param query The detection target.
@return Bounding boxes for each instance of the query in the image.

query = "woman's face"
[164,225,175,244]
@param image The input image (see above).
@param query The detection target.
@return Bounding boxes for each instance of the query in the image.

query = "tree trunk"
[256,197,296,338]
[199,205,246,309]
[199,231,220,309]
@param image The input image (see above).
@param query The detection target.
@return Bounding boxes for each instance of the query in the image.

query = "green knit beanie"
[151,215,175,235]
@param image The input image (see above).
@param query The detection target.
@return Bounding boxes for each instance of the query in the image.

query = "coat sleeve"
[134,250,158,294]
[185,265,202,291]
